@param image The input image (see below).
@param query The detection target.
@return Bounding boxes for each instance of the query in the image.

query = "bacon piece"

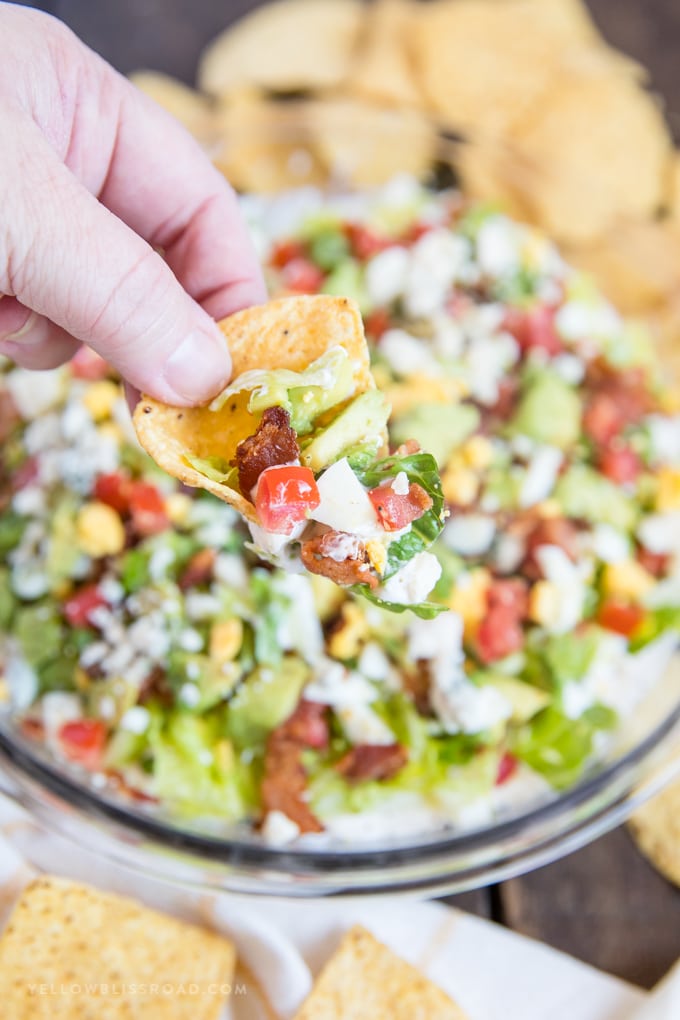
[261,701,328,834]
[335,743,408,782]
[178,548,216,590]
[392,439,421,457]
[233,406,300,499]
[300,531,379,589]
[637,547,670,578]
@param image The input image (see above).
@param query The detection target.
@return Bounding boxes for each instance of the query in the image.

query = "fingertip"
[158,323,232,406]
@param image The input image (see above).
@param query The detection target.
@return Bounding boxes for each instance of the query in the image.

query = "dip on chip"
[134,295,446,617]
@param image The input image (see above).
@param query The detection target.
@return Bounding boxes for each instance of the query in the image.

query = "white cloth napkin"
[0,791,676,1019]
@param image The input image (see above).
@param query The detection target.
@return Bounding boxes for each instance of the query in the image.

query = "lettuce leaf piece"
[543,627,602,689]
[225,658,309,751]
[184,454,236,486]
[510,704,616,789]
[147,710,258,819]
[352,587,446,619]
[629,605,680,652]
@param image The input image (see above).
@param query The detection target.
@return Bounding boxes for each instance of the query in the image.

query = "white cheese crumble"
[119,706,151,735]
[261,810,301,846]
[637,512,680,555]
[379,551,442,605]
[391,471,410,496]
[311,458,379,537]
[444,514,496,557]
[304,661,394,745]
[534,545,589,634]
[365,246,410,306]
[646,415,680,466]
[519,446,563,508]
[379,328,441,378]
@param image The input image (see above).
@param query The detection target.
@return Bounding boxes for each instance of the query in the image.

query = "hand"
[0,4,266,404]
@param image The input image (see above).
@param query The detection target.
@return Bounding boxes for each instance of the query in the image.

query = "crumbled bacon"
[233,406,300,499]
[261,701,328,834]
[335,743,408,782]
[392,439,421,457]
[178,548,216,590]
[300,531,378,588]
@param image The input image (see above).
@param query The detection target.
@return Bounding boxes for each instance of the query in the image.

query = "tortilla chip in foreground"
[629,771,680,888]
[293,924,467,1020]
[133,295,373,524]
[0,876,235,1019]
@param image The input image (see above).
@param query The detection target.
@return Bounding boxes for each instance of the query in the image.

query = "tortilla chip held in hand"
[134,295,446,617]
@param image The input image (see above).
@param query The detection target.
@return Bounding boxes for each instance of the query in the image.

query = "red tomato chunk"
[597,600,646,637]
[496,751,518,786]
[282,257,325,294]
[129,481,169,536]
[598,444,641,485]
[63,585,108,628]
[94,471,132,514]
[255,465,320,534]
[58,719,107,767]
[505,304,563,356]
[476,607,524,664]
[368,482,432,531]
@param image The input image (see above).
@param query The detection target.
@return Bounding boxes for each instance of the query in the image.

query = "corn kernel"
[446,568,490,637]
[209,618,243,662]
[0,679,9,704]
[329,603,368,660]
[74,668,91,692]
[166,492,193,525]
[529,581,561,627]
[365,540,388,576]
[462,436,494,470]
[658,387,680,414]
[386,375,467,416]
[215,739,234,772]
[602,561,655,600]
[442,464,479,506]
[76,501,125,557]
[82,380,120,422]
[97,422,125,445]
[656,468,680,512]
[535,499,561,519]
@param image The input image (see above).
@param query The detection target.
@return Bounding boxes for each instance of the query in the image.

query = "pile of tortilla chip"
[130,0,680,375]
[0,877,468,1019]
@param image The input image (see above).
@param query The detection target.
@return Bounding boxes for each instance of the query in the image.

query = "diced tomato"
[364,307,391,341]
[597,444,641,485]
[346,223,388,260]
[63,585,108,628]
[496,751,518,786]
[505,304,563,356]
[368,482,432,532]
[281,257,325,294]
[487,579,529,619]
[94,471,132,514]
[70,346,110,380]
[269,239,306,269]
[11,456,39,492]
[597,599,646,637]
[583,393,626,445]
[255,465,320,534]
[58,719,107,768]
[400,220,433,245]
[637,547,669,578]
[129,481,169,536]
[476,607,524,664]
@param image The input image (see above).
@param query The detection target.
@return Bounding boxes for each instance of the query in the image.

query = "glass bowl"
[0,110,679,897]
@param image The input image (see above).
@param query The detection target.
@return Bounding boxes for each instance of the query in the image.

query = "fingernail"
[1,310,38,343]
[162,327,231,404]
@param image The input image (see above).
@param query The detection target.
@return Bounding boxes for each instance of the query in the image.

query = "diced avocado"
[511,371,581,449]
[226,657,309,749]
[308,574,345,623]
[321,258,371,314]
[246,348,356,436]
[302,390,390,474]
[46,496,81,587]
[168,651,242,712]
[0,568,16,628]
[0,513,26,556]
[309,230,350,271]
[391,403,480,467]
[105,727,149,769]
[119,548,150,594]
[475,672,550,724]
[15,605,63,670]
[555,464,637,532]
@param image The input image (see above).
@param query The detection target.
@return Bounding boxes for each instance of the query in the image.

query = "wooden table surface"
[12,0,680,991]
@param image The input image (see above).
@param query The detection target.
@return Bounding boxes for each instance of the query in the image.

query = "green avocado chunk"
[555,464,637,532]
[302,390,390,474]
[511,371,581,449]
[391,403,480,467]
[225,657,309,749]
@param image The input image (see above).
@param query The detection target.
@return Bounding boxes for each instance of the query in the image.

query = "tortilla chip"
[629,770,680,887]
[346,0,424,109]
[566,219,680,315]
[669,153,680,220]
[129,71,219,147]
[506,69,671,244]
[197,0,364,97]
[133,296,373,523]
[213,92,325,193]
[309,99,436,187]
[0,876,235,1019]
[293,925,467,1019]
[455,135,537,222]
[412,0,604,133]
[646,297,680,384]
